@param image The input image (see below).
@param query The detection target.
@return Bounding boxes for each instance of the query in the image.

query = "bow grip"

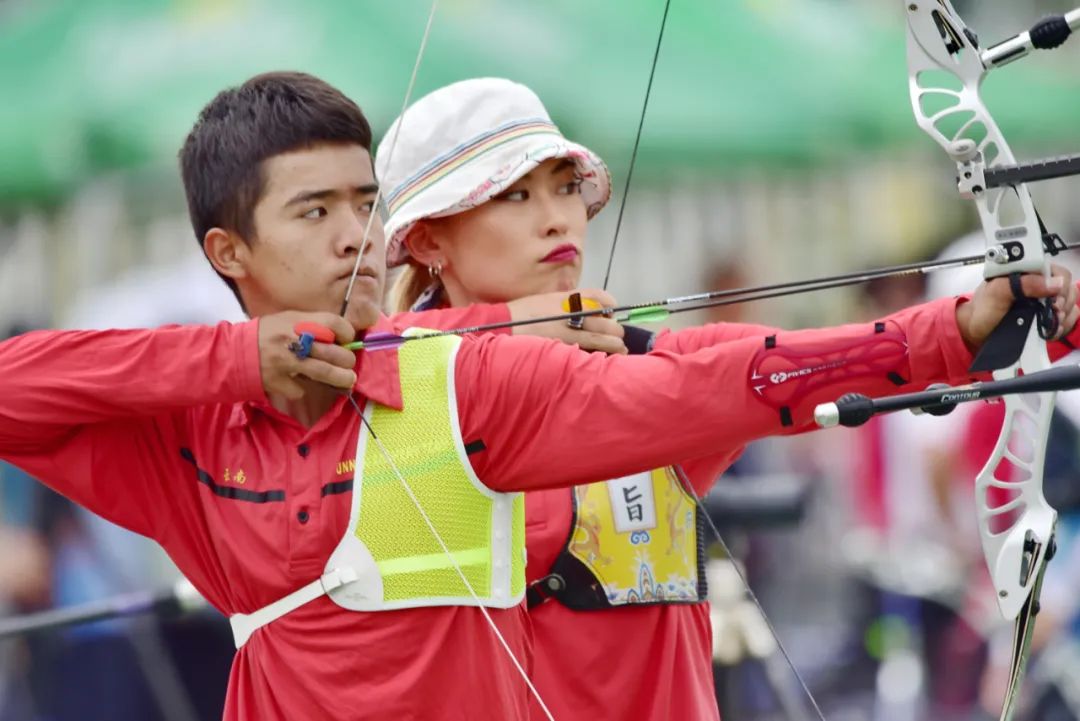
[969,299,1042,373]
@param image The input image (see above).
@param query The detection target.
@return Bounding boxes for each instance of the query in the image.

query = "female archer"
[374,77,1080,721]
[379,78,729,721]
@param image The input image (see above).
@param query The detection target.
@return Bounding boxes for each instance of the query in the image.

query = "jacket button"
[297,444,310,458]
[297,509,310,524]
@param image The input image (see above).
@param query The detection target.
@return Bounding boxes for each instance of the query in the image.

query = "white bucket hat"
[376,77,612,268]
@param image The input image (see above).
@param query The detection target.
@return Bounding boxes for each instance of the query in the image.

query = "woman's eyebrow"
[549,159,575,175]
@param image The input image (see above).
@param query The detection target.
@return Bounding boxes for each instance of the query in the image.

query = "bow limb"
[974,360,1057,721]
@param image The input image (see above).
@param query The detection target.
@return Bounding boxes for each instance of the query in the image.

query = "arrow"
[292,241,1080,358]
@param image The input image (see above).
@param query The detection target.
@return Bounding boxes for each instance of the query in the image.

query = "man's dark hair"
[179,71,373,307]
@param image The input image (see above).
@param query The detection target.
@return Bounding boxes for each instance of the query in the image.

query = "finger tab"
[561,295,603,313]
[566,293,585,330]
[294,322,336,344]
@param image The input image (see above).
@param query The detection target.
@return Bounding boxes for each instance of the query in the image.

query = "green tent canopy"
[1,0,1078,205]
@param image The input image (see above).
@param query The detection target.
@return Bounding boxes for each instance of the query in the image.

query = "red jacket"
[397,298,1003,721]
[0,298,992,720]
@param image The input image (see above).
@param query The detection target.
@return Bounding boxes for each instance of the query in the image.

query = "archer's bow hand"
[956,264,1078,351]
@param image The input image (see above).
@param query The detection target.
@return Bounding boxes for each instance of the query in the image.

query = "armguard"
[749,322,910,427]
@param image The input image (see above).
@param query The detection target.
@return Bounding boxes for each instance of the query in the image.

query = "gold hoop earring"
[429,261,443,279]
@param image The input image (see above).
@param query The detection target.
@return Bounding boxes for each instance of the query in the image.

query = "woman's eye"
[359,201,375,213]
[559,180,582,195]
[497,189,528,201]
[302,207,327,219]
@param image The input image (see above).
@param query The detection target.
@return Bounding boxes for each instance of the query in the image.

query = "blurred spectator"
[0,323,52,721]
[0,462,50,721]
[0,468,49,609]
[699,259,817,718]
[703,260,753,325]
[701,259,781,479]
[0,307,233,720]
[0,320,172,721]
[834,268,991,721]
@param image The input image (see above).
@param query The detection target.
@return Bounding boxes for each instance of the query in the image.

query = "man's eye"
[302,207,327,219]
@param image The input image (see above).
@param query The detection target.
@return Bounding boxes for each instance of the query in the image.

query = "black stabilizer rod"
[814,364,1080,429]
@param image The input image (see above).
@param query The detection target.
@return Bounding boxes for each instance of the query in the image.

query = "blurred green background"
[2,0,1079,333]
[2,7,1080,721]
[3,0,1079,206]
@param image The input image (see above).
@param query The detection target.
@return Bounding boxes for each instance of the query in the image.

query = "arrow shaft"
[358,242,1080,350]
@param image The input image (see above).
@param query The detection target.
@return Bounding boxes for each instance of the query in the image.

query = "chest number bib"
[535,466,706,609]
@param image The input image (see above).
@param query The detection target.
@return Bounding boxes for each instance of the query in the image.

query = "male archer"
[0,71,1078,720]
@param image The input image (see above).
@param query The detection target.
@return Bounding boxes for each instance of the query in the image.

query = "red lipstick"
[542,244,579,264]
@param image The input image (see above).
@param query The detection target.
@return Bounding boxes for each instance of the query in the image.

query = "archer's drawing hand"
[508,289,628,355]
[259,312,357,399]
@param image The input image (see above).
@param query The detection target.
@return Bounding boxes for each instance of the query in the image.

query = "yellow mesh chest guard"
[325,329,525,611]
[531,467,707,610]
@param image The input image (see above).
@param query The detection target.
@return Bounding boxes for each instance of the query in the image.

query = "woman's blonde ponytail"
[386,261,434,313]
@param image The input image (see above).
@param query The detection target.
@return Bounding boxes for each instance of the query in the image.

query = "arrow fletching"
[350,332,408,351]
[622,306,670,324]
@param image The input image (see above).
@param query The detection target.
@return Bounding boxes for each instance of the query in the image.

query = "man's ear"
[203,228,250,282]
[403,221,445,268]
